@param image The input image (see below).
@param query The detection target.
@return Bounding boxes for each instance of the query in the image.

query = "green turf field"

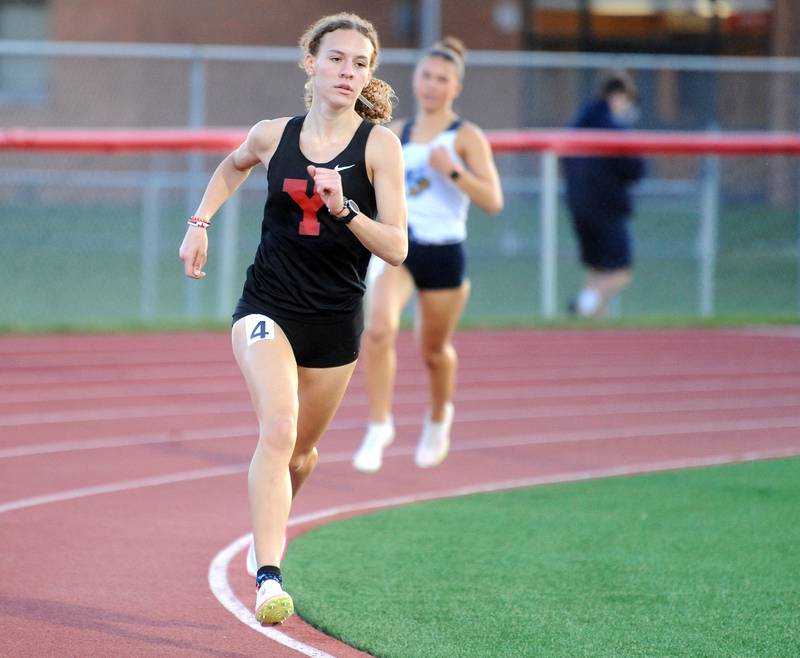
[284,458,800,657]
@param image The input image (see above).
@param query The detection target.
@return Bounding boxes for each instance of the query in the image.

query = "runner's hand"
[179,226,208,279]
[307,165,345,215]
[428,145,456,176]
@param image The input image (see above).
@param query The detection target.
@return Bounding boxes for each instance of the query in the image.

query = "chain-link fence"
[1,41,799,329]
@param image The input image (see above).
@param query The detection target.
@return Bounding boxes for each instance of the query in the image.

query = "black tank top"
[238,115,378,321]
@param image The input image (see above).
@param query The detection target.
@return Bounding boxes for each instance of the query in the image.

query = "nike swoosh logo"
[334,164,355,172]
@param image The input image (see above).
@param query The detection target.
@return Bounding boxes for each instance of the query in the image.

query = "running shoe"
[254,579,294,625]
[352,420,395,473]
[246,532,287,578]
[415,403,454,468]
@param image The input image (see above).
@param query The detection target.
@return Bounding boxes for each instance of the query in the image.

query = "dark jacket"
[563,99,645,222]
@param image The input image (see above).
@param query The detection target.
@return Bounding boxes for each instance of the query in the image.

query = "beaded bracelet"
[187,216,211,229]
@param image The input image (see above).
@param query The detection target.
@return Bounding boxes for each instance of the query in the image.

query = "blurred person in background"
[179,13,406,625]
[352,37,503,474]
[564,70,645,318]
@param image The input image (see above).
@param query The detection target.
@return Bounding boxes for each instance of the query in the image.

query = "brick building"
[1,1,797,56]
[0,1,796,138]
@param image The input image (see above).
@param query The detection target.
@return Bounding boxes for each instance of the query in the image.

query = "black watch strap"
[334,198,358,224]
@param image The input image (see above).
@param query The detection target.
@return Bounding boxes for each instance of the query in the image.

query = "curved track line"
[209,447,800,657]
[208,533,338,658]
[3,418,800,515]
[0,464,246,514]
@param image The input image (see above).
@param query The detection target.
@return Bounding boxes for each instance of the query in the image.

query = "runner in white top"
[403,120,470,244]
[353,37,503,473]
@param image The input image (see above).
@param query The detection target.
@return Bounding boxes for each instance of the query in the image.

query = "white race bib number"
[245,314,275,346]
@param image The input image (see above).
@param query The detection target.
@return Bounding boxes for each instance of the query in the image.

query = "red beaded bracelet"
[187,216,211,229]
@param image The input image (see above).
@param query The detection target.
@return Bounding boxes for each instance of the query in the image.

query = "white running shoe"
[254,579,294,625]
[352,420,395,473]
[415,403,454,468]
[246,533,287,578]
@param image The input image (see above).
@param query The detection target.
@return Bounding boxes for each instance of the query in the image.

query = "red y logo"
[283,179,324,236]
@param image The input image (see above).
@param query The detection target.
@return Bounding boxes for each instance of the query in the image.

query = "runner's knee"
[363,321,398,352]
[258,415,296,455]
[422,343,454,370]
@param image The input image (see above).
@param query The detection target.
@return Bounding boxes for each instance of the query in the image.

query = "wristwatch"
[333,197,359,223]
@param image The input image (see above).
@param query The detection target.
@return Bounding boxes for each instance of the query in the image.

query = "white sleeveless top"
[402,119,470,244]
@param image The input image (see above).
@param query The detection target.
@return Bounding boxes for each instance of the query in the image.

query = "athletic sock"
[256,565,283,588]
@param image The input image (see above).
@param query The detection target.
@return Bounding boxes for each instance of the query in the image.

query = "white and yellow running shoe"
[255,579,294,625]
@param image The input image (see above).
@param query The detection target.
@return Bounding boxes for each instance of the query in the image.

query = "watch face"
[334,198,357,223]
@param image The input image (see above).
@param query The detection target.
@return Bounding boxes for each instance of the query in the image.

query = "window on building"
[523,0,774,55]
[0,0,50,105]
[391,0,416,46]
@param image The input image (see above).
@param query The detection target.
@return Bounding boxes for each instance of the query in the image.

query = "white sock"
[577,288,600,316]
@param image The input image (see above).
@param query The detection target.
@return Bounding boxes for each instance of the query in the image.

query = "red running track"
[2,328,800,657]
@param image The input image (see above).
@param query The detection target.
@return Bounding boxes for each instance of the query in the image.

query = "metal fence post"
[540,150,559,319]
[217,192,240,319]
[796,152,800,315]
[184,49,207,319]
[140,178,160,321]
[418,0,442,48]
[698,154,720,317]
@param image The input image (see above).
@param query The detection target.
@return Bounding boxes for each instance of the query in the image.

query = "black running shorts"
[403,240,467,290]
[232,303,363,368]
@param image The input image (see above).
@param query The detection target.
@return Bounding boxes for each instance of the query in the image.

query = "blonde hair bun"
[437,36,467,60]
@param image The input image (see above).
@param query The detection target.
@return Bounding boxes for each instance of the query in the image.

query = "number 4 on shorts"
[250,321,268,340]
[245,315,275,346]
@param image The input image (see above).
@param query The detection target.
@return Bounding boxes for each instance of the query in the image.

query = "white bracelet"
[187,217,211,229]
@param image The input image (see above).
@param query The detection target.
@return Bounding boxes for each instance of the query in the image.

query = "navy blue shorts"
[232,302,363,368]
[403,240,467,290]
[571,215,633,271]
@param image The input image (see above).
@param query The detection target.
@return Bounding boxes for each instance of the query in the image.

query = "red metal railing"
[2,128,800,156]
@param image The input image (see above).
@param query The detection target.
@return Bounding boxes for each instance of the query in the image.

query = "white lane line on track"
[4,418,800,514]
[0,425,796,655]
[5,372,800,405]
[5,371,800,409]
[0,464,247,514]
[0,354,232,369]
[3,361,799,388]
[3,387,800,428]
[4,398,800,458]
[0,342,781,368]
[209,446,800,658]
[208,535,338,658]
[0,427,255,458]
[0,401,253,427]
